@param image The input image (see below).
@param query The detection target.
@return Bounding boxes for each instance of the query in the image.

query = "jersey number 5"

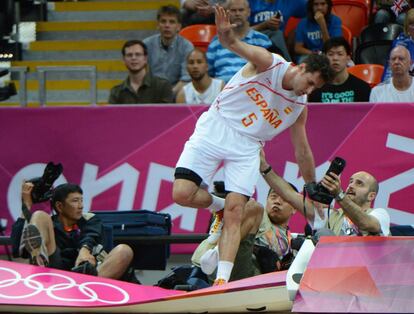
[242,112,257,127]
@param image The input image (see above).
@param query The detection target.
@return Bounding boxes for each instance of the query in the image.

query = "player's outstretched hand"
[214,5,237,39]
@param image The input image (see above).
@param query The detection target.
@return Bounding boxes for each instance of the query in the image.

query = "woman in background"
[294,0,342,62]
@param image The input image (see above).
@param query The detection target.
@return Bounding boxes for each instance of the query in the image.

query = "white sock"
[200,246,219,275]
[216,261,233,282]
[207,194,225,213]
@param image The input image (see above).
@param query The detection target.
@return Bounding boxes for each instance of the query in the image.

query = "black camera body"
[71,261,98,276]
[28,162,63,203]
[305,157,346,205]
[212,180,228,198]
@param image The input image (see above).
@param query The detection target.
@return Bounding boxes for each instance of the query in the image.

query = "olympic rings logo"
[0,267,130,304]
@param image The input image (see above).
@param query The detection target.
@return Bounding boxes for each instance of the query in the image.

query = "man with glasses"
[108,40,173,104]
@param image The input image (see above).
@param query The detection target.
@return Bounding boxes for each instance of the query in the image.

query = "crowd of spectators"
[105,1,414,105]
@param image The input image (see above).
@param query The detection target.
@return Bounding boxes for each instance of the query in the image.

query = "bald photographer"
[260,150,390,236]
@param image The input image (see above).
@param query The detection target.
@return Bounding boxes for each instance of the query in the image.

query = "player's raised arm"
[214,5,273,73]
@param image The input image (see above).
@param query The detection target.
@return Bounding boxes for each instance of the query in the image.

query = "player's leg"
[198,199,263,276]
[214,192,247,284]
[173,173,216,209]
[214,145,261,284]
[173,130,225,213]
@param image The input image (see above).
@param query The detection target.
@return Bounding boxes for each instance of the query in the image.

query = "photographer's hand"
[75,247,96,267]
[321,172,342,197]
[21,181,34,213]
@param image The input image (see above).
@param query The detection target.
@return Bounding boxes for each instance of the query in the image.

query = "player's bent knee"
[172,181,197,206]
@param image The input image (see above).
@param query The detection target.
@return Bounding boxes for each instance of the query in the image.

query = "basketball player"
[173,5,333,285]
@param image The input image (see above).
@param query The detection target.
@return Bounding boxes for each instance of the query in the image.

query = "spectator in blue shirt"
[207,0,272,83]
[248,0,307,61]
[294,0,342,63]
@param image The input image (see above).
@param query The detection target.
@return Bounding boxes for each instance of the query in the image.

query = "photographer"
[260,150,390,236]
[191,184,299,283]
[11,182,136,281]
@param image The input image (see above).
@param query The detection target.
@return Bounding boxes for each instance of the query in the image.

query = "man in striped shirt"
[206,0,272,83]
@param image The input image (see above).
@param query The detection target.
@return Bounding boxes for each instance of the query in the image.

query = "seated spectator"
[207,0,272,83]
[382,8,414,82]
[176,48,224,104]
[259,150,390,236]
[181,0,215,27]
[370,45,414,102]
[144,5,194,95]
[294,0,342,63]
[192,184,298,282]
[11,182,136,281]
[248,0,307,61]
[108,40,173,104]
[309,37,371,102]
[373,0,413,26]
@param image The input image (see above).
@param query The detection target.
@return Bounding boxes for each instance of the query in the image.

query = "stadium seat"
[179,24,217,52]
[347,64,384,87]
[359,23,403,45]
[283,17,301,58]
[283,16,301,38]
[332,0,369,37]
[341,24,353,47]
[354,40,392,65]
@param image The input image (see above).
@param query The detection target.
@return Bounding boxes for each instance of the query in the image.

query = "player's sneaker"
[206,210,224,244]
[200,246,219,275]
[213,278,227,286]
[21,224,48,266]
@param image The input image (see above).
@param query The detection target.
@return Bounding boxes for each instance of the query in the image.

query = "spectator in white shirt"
[370,45,414,103]
[176,48,224,104]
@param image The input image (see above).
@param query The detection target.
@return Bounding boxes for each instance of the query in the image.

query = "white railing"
[36,65,97,107]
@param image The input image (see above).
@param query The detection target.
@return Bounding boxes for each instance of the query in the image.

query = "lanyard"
[275,227,292,257]
[344,216,360,235]
[265,226,292,257]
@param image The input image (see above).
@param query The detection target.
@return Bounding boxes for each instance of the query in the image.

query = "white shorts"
[176,109,261,196]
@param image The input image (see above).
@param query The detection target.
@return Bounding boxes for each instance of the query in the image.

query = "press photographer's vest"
[327,208,377,236]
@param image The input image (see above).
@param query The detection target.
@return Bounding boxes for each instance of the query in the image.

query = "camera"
[212,180,228,198]
[305,157,346,204]
[28,162,63,203]
[71,261,98,276]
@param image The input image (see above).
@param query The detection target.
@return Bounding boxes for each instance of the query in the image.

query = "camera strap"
[302,185,308,221]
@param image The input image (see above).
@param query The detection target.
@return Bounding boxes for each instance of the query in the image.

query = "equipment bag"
[93,210,171,270]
